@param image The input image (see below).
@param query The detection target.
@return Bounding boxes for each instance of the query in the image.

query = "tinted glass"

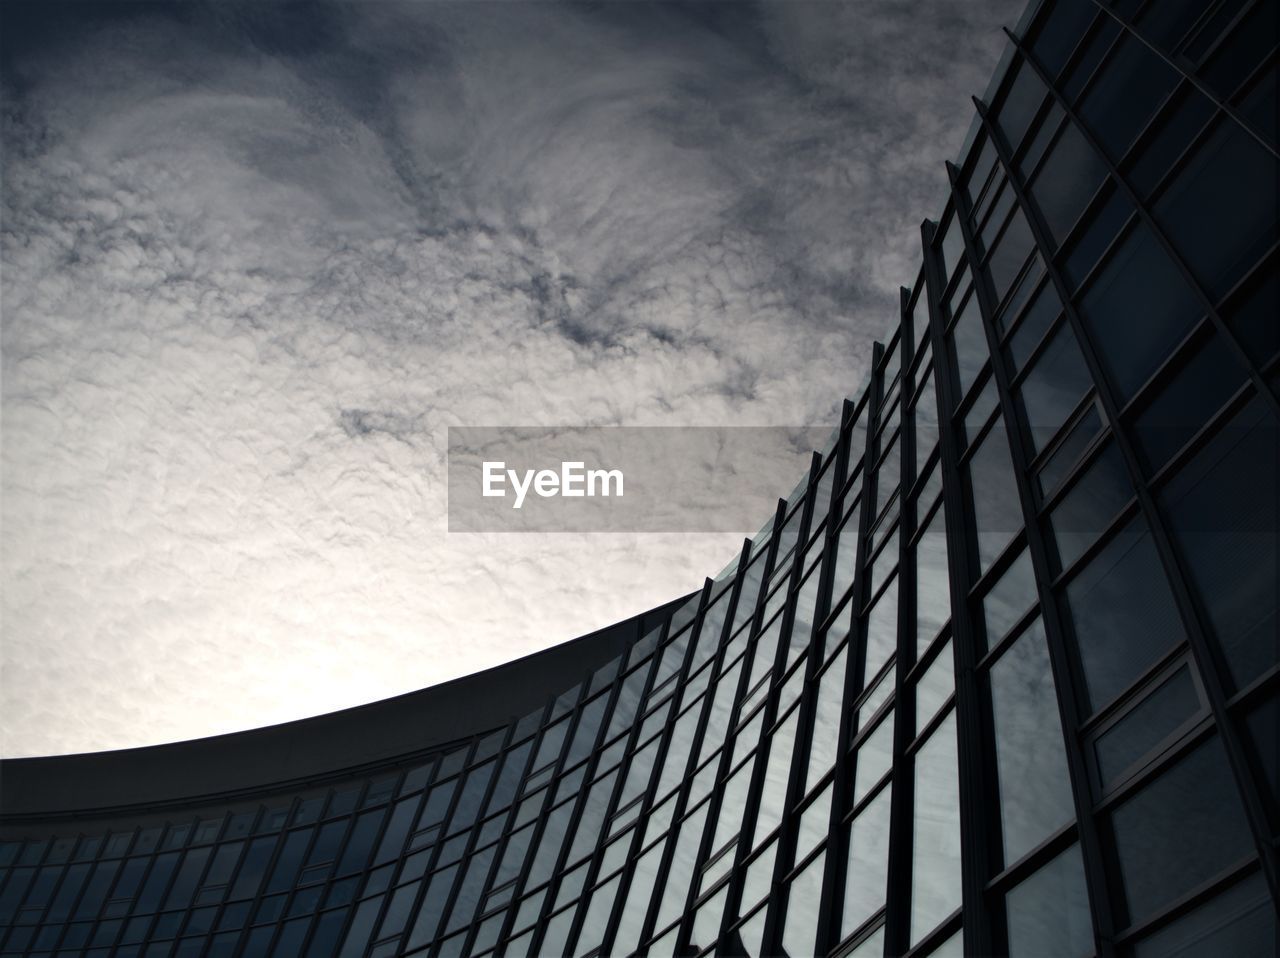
[1049,442,1131,570]
[1019,323,1093,454]
[1005,843,1092,958]
[1132,872,1276,958]
[1028,120,1108,245]
[967,419,1021,574]
[1063,515,1184,713]
[1154,119,1280,301]
[1078,34,1176,160]
[1160,397,1279,689]
[1110,737,1255,924]
[909,712,961,945]
[1094,665,1200,790]
[1077,223,1200,402]
[989,619,1074,865]
[1131,331,1241,473]
[843,784,892,937]
[980,547,1037,653]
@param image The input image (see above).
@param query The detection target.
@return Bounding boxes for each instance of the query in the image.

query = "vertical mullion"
[733,460,821,954]
[679,498,788,949]
[916,217,995,958]
[763,450,847,953]
[592,602,695,955]
[669,538,755,955]
[626,580,714,950]
[824,347,886,951]
[943,162,1119,957]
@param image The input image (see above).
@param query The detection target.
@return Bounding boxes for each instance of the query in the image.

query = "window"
[1062,514,1184,714]
[967,418,1021,574]
[1036,403,1102,499]
[988,619,1073,865]
[980,547,1037,653]
[1078,34,1177,160]
[1160,397,1279,690]
[1127,85,1215,198]
[915,507,950,656]
[909,712,961,945]
[1222,258,1278,367]
[986,211,1037,306]
[1093,665,1201,790]
[1154,118,1280,301]
[843,785,892,937]
[1005,844,1092,958]
[1132,872,1276,957]
[996,58,1049,153]
[1028,120,1108,245]
[1130,330,1242,474]
[1049,441,1131,571]
[1031,0,1100,80]
[1005,280,1062,372]
[1110,737,1254,925]
[1077,222,1200,403]
[1018,322,1093,455]
[1061,184,1134,287]
[949,288,988,400]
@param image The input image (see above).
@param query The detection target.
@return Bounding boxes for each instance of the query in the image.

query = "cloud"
[1,0,1021,756]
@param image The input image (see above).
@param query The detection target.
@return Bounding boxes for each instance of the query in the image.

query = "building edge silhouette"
[1,0,1277,955]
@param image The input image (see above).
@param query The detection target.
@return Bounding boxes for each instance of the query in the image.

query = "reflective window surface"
[2,2,1276,955]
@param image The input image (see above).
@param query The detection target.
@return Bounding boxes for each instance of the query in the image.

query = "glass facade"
[1,0,1276,955]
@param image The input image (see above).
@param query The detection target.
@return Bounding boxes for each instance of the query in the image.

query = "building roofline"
[0,595,692,824]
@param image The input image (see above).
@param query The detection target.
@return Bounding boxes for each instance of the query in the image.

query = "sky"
[1,0,1023,758]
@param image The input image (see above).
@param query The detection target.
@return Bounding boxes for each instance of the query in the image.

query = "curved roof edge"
[0,594,693,824]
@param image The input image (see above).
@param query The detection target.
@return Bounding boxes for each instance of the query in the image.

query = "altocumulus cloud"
[1,0,1022,756]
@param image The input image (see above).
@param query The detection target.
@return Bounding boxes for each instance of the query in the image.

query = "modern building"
[1,0,1277,955]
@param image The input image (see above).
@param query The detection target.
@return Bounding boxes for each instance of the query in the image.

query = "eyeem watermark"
[483,461,624,509]
[448,426,831,532]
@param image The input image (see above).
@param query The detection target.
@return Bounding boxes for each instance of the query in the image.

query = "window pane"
[939,213,967,284]
[843,784,892,937]
[867,575,900,683]
[1077,223,1200,402]
[1128,85,1215,198]
[1019,323,1093,455]
[1028,121,1108,245]
[854,710,895,807]
[1061,185,1134,288]
[1049,442,1131,571]
[949,289,988,400]
[1160,397,1279,689]
[1006,280,1062,373]
[980,547,1037,653]
[1111,737,1254,924]
[1062,514,1184,713]
[1154,119,1279,301]
[987,211,1037,306]
[989,619,1074,866]
[967,418,1021,574]
[1037,404,1102,499]
[1094,665,1199,790]
[915,507,950,656]
[1078,34,1177,161]
[1132,872,1276,958]
[915,641,953,736]
[1005,843,1092,958]
[1243,694,1279,831]
[909,712,961,945]
[782,850,826,958]
[1131,332,1241,475]
[996,58,1048,153]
